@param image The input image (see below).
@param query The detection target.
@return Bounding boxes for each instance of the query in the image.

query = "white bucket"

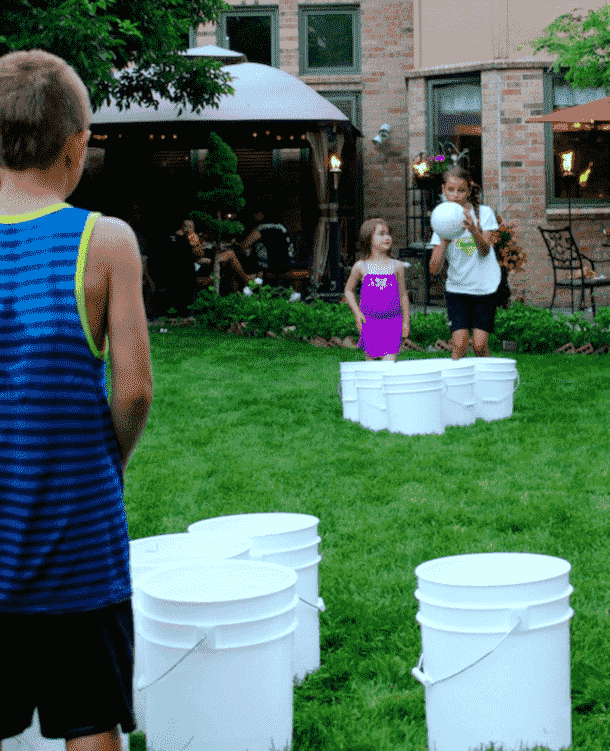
[411,552,574,751]
[129,532,252,734]
[338,362,359,422]
[383,375,446,436]
[475,370,520,422]
[188,513,325,685]
[355,371,390,431]
[136,560,298,751]
[250,537,323,683]
[441,364,476,427]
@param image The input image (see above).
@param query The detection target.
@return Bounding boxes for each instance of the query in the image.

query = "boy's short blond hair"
[0,49,90,172]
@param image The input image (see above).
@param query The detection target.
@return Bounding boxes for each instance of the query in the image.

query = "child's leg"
[472,328,490,357]
[66,726,122,751]
[451,329,469,360]
[380,353,397,361]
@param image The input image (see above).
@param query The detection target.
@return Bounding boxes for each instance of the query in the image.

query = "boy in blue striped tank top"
[0,50,153,751]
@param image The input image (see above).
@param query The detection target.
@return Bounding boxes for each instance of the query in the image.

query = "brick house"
[191,0,610,307]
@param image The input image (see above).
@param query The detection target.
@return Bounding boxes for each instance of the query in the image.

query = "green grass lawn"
[125,327,610,751]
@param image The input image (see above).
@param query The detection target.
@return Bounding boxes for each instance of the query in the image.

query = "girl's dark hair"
[442,166,482,225]
[356,217,394,262]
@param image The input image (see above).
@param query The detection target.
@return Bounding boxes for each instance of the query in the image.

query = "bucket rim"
[130,532,252,549]
[414,583,574,610]
[135,592,300,630]
[250,536,322,557]
[135,560,298,604]
[187,511,320,537]
[414,552,571,586]
[415,608,574,634]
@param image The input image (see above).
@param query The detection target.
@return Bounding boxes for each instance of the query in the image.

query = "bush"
[189,286,610,353]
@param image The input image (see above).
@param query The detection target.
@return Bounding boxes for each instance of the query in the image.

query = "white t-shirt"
[429,203,500,296]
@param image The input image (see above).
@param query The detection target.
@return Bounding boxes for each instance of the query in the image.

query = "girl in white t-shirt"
[429,166,501,360]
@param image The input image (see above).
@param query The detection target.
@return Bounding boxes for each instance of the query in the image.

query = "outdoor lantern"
[330,154,342,190]
[579,161,593,188]
[559,150,575,177]
[412,152,430,180]
[559,149,577,230]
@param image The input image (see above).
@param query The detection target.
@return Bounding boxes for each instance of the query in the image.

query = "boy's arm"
[90,217,153,473]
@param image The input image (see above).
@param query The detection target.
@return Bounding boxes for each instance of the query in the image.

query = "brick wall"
[196,1,414,253]
[409,64,610,308]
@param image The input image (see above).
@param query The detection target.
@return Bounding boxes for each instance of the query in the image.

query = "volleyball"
[430,202,466,240]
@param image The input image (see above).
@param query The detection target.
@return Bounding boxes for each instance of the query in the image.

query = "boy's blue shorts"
[0,598,136,742]
[445,289,499,334]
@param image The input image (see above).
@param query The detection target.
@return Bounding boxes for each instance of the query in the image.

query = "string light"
[252,132,257,137]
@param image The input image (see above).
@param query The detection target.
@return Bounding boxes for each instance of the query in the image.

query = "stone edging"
[156,320,610,354]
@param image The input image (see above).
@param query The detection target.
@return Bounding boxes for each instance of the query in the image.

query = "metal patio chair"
[539,225,610,316]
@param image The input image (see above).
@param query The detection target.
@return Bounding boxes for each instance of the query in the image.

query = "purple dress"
[358,259,403,357]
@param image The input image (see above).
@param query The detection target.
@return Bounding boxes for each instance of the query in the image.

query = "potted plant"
[490,216,528,311]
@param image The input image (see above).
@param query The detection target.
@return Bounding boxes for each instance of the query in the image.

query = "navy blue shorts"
[445,289,499,334]
[0,598,136,742]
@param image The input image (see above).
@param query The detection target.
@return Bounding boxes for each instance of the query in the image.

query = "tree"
[517,6,610,90]
[0,0,235,115]
[190,131,246,248]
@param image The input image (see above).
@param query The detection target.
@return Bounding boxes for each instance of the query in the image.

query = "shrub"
[189,287,610,353]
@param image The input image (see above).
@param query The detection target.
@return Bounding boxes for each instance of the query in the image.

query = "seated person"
[237,207,296,282]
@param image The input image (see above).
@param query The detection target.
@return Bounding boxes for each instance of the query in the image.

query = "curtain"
[306,128,345,288]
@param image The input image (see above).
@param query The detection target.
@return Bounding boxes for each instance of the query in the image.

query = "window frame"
[426,74,482,192]
[298,5,361,76]
[316,91,361,130]
[544,67,610,207]
[216,6,280,68]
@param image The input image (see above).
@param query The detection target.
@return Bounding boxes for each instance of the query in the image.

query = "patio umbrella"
[526,95,610,228]
[526,97,610,129]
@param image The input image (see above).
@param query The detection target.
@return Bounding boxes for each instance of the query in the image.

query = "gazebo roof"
[91,61,358,135]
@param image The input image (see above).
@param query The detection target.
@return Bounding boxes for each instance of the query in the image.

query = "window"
[298,6,361,76]
[317,91,361,130]
[217,7,279,67]
[427,76,482,189]
[545,69,610,204]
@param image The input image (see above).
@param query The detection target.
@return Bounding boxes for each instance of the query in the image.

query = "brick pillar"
[482,68,548,306]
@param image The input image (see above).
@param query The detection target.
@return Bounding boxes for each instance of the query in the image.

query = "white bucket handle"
[136,627,218,693]
[443,391,477,407]
[411,606,529,688]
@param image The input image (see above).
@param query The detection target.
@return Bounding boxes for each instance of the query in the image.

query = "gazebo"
[86,46,362,291]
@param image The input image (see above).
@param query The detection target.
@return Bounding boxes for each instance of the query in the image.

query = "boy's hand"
[355,311,366,334]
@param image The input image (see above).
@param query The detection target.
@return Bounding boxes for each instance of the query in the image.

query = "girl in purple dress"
[344,218,411,361]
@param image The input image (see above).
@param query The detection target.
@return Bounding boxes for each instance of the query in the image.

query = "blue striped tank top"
[0,203,131,614]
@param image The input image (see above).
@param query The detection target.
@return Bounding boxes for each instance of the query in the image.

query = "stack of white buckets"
[4,512,323,751]
[132,512,323,751]
[338,358,520,434]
